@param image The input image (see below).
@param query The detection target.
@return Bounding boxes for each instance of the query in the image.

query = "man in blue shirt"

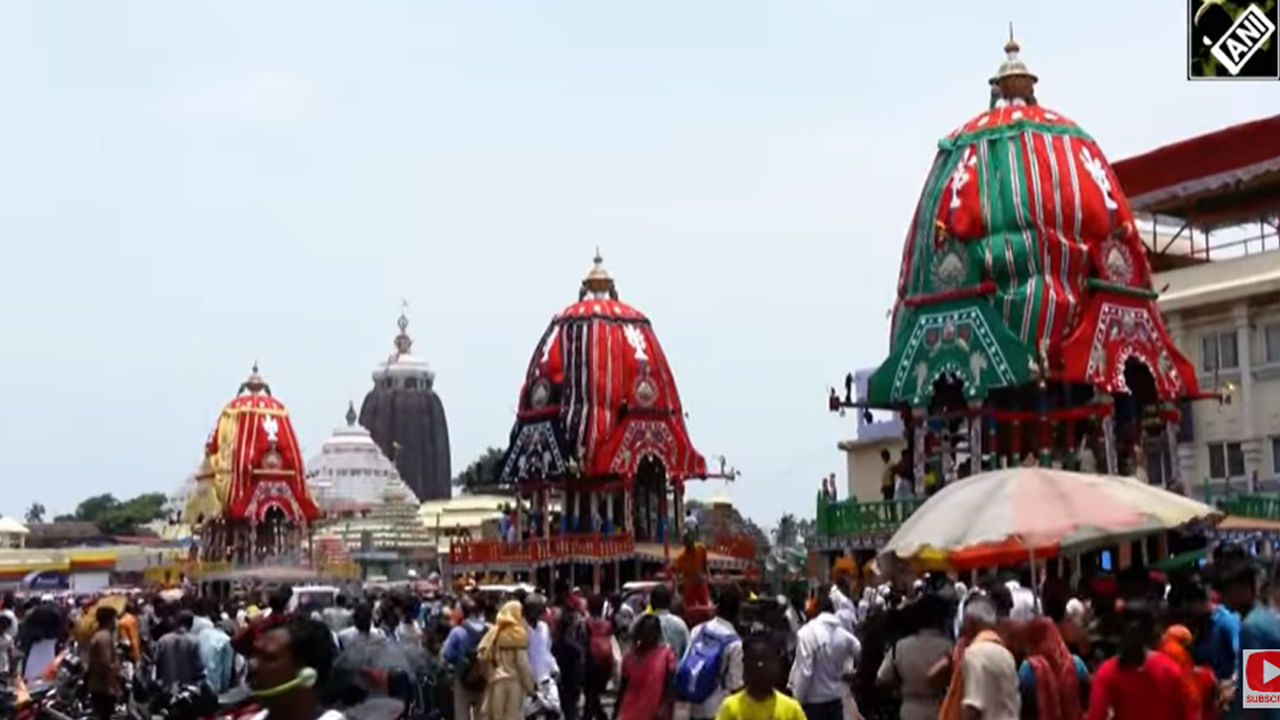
[1220,559,1280,719]
[194,601,235,693]
[441,597,488,720]
[1190,577,1241,683]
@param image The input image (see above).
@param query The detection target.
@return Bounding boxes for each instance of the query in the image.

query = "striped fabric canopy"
[878,467,1222,571]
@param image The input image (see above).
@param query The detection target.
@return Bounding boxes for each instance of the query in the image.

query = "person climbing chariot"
[673,531,712,610]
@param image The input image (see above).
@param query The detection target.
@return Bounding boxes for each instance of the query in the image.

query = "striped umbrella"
[877,467,1222,571]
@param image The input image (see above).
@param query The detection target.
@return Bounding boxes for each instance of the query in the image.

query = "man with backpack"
[550,586,587,720]
[676,587,744,720]
[583,595,617,720]
[441,597,489,720]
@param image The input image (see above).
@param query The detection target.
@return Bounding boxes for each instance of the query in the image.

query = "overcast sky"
[0,0,1276,527]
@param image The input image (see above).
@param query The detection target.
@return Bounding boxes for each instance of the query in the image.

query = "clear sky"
[0,0,1276,527]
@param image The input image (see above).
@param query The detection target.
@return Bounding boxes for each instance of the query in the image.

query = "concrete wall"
[838,368,907,503]
[842,437,906,502]
[1158,252,1280,493]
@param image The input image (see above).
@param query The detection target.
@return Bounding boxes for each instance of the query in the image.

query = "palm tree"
[24,502,45,524]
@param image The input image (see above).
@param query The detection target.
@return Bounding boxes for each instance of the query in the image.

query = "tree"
[452,447,510,493]
[65,492,169,535]
[24,503,45,524]
[75,494,119,524]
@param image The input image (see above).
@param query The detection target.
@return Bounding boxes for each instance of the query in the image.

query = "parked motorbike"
[48,652,87,718]
[151,683,218,720]
[212,685,259,720]
[150,683,257,720]
[0,681,75,720]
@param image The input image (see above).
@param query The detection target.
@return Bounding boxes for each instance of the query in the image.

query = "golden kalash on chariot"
[448,253,754,599]
[817,33,1227,576]
[182,364,333,583]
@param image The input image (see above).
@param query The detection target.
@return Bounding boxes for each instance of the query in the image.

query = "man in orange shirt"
[117,602,141,664]
[673,532,711,608]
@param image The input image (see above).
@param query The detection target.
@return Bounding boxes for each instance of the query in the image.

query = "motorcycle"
[48,652,87,718]
[0,681,76,720]
[149,684,257,720]
[212,685,259,720]
[152,683,218,720]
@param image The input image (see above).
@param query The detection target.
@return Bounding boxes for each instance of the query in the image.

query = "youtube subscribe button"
[1245,650,1280,708]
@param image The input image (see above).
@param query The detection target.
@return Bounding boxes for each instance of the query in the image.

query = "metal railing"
[814,494,926,538]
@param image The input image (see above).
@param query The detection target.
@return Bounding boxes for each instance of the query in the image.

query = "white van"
[287,584,340,613]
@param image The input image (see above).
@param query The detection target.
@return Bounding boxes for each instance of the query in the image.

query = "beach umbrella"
[877,467,1222,571]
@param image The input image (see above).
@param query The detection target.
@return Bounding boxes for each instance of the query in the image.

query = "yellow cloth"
[714,690,808,720]
[483,678,525,720]
[478,601,529,662]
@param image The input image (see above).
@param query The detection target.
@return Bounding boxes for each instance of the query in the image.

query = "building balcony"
[810,494,927,550]
[1216,493,1280,521]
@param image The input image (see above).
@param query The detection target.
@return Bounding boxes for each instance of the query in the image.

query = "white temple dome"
[306,401,420,510]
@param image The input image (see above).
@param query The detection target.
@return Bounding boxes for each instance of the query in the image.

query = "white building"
[1111,114,1280,496]
[837,369,905,502]
[1157,248,1280,494]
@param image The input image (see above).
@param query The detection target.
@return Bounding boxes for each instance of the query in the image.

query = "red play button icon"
[1245,650,1280,693]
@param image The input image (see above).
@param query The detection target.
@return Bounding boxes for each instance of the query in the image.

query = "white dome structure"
[306,402,419,511]
[306,402,436,580]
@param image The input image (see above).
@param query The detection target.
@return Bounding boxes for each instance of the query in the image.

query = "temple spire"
[989,23,1038,106]
[345,400,357,426]
[239,361,271,395]
[579,248,619,301]
[393,302,413,356]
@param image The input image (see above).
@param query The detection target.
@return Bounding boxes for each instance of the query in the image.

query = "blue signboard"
[21,570,69,591]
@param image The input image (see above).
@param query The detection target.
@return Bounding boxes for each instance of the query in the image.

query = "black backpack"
[458,624,488,693]
[552,609,587,676]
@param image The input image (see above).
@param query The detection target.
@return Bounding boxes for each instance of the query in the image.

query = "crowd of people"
[828,545,1280,720]
[0,576,801,720]
[0,542,1274,720]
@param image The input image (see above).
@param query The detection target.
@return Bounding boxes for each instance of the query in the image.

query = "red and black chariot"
[449,253,753,589]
